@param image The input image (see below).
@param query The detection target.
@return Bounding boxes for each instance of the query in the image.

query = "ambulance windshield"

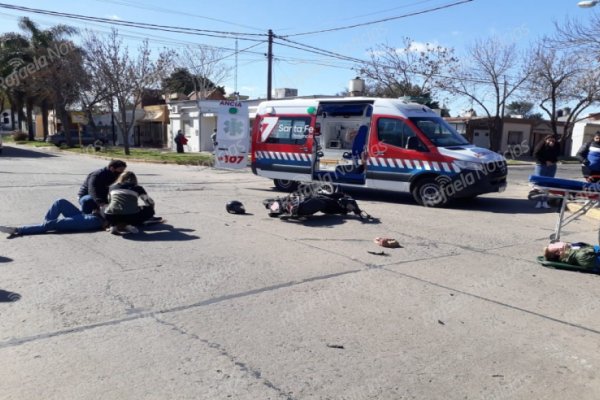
[410,117,469,147]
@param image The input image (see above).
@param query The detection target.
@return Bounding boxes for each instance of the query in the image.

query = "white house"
[570,114,600,156]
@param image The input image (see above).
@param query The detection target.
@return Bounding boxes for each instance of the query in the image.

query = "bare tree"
[178,45,230,99]
[83,29,173,154]
[554,13,600,58]
[440,36,531,151]
[357,38,458,101]
[525,41,600,142]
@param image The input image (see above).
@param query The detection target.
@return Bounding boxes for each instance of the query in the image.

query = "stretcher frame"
[529,175,600,242]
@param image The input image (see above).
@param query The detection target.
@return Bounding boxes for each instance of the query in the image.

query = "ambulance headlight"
[454,160,485,171]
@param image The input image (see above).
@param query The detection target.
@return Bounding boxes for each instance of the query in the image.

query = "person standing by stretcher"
[576,131,600,182]
[533,135,560,208]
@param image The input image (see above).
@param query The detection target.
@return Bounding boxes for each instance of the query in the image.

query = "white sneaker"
[123,225,139,234]
[0,226,16,235]
[542,201,551,209]
[535,201,542,209]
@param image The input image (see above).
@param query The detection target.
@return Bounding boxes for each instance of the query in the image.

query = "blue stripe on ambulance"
[255,151,313,168]
[256,150,313,162]
[366,157,460,174]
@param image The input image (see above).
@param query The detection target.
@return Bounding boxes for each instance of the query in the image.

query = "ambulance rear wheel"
[274,179,299,192]
[412,177,448,207]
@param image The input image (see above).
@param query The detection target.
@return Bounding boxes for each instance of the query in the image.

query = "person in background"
[211,128,218,149]
[0,199,107,238]
[533,135,560,208]
[104,171,156,234]
[576,131,600,182]
[174,130,187,153]
[78,159,127,214]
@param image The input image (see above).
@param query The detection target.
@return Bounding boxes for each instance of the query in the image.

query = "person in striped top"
[104,171,156,234]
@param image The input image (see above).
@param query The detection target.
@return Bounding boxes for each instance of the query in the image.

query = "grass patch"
[20,141,55,147]
[63,145,214,166]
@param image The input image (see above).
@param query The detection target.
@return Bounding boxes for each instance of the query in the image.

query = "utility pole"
[267,29,273,100]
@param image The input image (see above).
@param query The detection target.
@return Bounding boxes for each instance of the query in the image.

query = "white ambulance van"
[250,97,507,206]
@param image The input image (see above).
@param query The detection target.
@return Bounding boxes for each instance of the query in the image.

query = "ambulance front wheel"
[273,179,299,192]
[412,177,449,207]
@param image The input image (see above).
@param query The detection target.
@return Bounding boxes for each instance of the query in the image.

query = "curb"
[566,202,600,221]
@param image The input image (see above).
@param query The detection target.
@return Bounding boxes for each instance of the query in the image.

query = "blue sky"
[0,0,597,115]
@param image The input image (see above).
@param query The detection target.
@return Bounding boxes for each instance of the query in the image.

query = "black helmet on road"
[226,200,246,214]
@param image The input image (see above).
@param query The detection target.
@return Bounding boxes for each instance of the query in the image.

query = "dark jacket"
[576,141,600,171]
[533,142,560,165]
[77,167,119,204]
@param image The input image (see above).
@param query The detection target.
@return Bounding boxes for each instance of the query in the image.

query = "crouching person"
[0,198,107,238]
[105,171,155,234]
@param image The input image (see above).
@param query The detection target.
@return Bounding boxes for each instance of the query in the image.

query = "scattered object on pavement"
[367,250,389,256]
[373,237,401,248]
[326,344,345,349]
[263,189,374,221]
[226,200,246,214]
[438,320,445,325]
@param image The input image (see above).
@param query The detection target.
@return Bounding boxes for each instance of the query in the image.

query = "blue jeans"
[18,199,104,235]
[534,163,557,178]
[79,195,98,214]
[534,163,557,202]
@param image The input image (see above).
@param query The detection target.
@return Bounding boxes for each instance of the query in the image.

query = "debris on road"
[374,237,401,248]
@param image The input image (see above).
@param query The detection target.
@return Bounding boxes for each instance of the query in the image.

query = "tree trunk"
[489,116,504,152]
[56,103,71,146]
[85,108,98,135]
[41,99,49,140]
[26,98,35,140]
[15,95,25,132]
[10,105,15,130]
[120,107,130,155]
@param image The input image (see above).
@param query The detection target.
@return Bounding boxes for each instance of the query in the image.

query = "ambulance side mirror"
[313,123,321,136]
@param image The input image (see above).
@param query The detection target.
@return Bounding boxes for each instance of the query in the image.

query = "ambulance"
[250,97,507,206]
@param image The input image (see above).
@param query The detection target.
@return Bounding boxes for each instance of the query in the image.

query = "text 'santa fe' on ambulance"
[250,98,507,207]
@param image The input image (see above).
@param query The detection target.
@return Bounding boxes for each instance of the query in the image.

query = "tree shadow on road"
[0,289,21,302]
[123,224,200,242]
[1,145,57,158]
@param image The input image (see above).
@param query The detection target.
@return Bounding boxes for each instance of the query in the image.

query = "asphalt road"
[1,145,599,399]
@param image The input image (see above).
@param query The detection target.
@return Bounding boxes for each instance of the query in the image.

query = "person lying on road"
[0,198,107,238]
[544,241,598,270]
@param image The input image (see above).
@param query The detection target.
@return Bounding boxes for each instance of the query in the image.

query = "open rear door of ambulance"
[252,112,316,191]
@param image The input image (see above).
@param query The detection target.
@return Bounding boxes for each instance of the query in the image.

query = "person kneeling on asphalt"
[104,171,157,234]
[0,198,108,238]
[78,159,127,214]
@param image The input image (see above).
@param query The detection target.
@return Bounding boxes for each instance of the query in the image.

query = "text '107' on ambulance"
[250,97,507,207]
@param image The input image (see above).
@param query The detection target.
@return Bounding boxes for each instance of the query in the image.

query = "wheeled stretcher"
[529,175,600,242]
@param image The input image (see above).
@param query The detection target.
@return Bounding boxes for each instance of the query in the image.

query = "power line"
[0,2,266,41]
[283,0,474,37]
[95,0,265,32]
